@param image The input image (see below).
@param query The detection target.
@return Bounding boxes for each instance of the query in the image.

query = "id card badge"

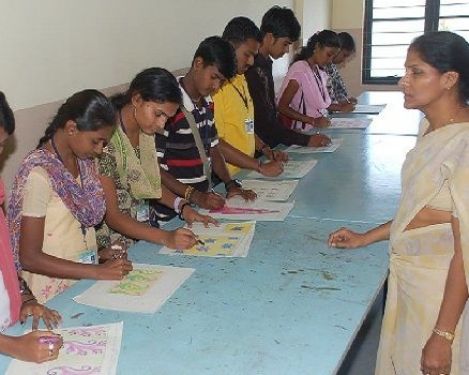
[136,200,150,222]
[78,249,97,264]
[244,118,254,134]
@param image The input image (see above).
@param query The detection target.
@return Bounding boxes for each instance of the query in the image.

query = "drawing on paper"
[6,323,123,375]
[160,222,256,257]
[108,269,162,296]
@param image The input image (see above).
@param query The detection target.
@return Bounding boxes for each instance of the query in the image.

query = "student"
[277,30,352,132]
[245,6,331,149]
[151,37,257,222]
[98,68,214,248]
[213,17,286,176]
[7,90,133,304]
[329,31,469,374]
[325,32,357,105]
[0,92,62,363]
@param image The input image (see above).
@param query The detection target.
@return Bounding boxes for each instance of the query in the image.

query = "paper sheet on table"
[329,117,372,129]
[160,222,256,257]
[285,138,342,154]
[6,322,123,375]
[240,179,298,201]
[73,264,194,313]
[244,159,317,180]
[352,104,386,114]
[201,197,294,221]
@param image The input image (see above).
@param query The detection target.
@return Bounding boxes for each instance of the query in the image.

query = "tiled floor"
[337,288,384,375]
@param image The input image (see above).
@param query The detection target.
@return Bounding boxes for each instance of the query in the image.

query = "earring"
[133,106,137,120]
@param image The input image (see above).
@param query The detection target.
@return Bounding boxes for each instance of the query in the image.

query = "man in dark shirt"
[245,6,330,149]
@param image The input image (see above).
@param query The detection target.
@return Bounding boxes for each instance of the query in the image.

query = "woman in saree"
[328,31,469,375]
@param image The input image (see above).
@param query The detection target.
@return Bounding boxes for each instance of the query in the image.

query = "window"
[363,0,469,84]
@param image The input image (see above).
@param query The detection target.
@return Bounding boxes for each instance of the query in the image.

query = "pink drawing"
[209,206,279,214]
[46,365,101,375]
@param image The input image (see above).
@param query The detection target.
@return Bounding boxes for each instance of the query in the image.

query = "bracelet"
[18,277,32,296]
[173,196,183,213]
[432,328,455,343]
[184,186,195,202]
[178,202,191,220]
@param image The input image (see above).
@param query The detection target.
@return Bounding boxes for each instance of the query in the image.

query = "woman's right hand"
[10,330,62,363]
[163,228,197,250]
[97,258,133,280]
[328,227,368,249]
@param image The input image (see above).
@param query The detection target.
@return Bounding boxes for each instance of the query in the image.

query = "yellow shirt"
[213,74,255,175]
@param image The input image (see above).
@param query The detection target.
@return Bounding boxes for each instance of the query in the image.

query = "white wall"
[0,0,293,111]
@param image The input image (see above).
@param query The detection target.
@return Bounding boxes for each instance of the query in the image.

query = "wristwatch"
[224,179,242,191]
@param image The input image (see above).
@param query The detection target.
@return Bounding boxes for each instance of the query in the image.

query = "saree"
[376,120,469,374]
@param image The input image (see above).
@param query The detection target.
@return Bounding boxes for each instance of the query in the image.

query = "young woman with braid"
[8,89,133,304]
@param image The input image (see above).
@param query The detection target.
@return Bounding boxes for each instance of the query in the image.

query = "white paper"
[6,322,123,375]
[244,159,317,180]
[352,104,386,114]
[160,222,256,257]
[201,198,294,221]
[285,138,343,154]
[73,264,194,313]
[328,118,372,129]
[240,179,298,201]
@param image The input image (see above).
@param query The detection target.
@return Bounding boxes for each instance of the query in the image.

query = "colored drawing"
[108,269,162,296]
[160,222,256,258]
[73,264,194,313]
[240,180,298,201]
[6,323,123,375]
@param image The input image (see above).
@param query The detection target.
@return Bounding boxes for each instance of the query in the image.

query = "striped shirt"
[151,78,219,222]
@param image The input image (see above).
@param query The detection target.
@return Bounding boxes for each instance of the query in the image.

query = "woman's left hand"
[226,187,257,201]
[421,334,452,375]
[20,301,62,330]
[183,206,218,227]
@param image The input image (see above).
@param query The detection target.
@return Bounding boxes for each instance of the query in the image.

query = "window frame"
[362,0,441,85]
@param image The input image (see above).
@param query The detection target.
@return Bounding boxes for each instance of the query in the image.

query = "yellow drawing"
[108,268,162,296]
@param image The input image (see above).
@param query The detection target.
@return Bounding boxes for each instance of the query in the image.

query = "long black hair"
[292,30,340,64]
[410,31,469,103]
[112,67,182,110]
[0,91,15,135]
[38,89,116,148]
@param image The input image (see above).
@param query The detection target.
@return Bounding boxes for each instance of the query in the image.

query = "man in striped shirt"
[150,36,256,223]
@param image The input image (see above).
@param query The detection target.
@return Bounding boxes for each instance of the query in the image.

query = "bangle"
[184,186,195,202]
[178,202,191,220]
[432,328,455,343]
[173,196,183,213]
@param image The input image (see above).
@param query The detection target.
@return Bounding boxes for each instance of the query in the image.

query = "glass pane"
[370,67,405,78]
[374,5,425,19]
[371,57,406,70]
[374,0,425,8]
[440,3,469,16]
[439,17,469,31]
[371,45,409,59]
[373,19,425,32]
[371,31,422,45]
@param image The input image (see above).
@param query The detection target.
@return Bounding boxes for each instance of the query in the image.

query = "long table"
[0,91,419,374]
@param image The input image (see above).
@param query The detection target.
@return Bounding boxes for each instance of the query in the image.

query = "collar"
[178,76,212,112]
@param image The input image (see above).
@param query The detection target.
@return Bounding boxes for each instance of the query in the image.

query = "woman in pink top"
[0,92,62,363]
[277,30,354,132]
